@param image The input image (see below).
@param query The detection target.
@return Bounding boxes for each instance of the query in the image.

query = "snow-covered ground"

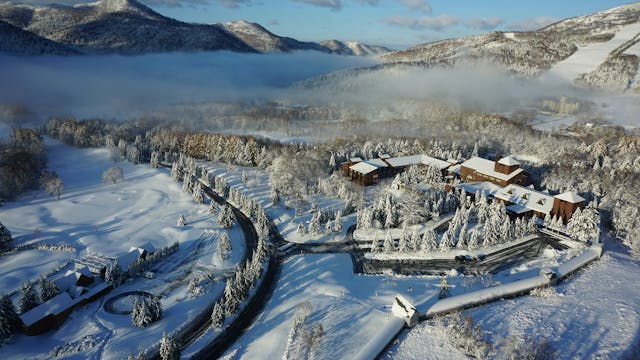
[0,139,244,359]
[387,239,640,359]
[201,162,357,245]
[548,22,640,81]
[221,253,442,360]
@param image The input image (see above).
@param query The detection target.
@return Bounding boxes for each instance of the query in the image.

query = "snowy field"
[221,254,442,360]
[387,239,640,359]
[0,139,244,359]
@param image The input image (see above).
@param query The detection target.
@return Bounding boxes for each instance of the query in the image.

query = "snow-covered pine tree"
[409,229,420,251]
[0,222,12,250]
[324,221,332,233]
[527,216,538,235]
[170,162,181,182]
[499,219,513,244]
[223,279,239,316]
[150,151,159,168]
[398,228,409,252]
[0,294,19,344]
[543,213,552,228]
[177,214,187,227]
[334,210,343,232]
[38,276,60,303]
[219,231,232,259]
[468,228,480,249]
[384,194,398,229]
[329,153,336,170]
[182,173,192,194]
[357,208,372,230]
[241,171,248,183]
[159,332,180,360]
[192,182,204,204]
[308,211,322,234]
[568,206,599,243]
[383,231,395,252]
[439,231,453,252]
[421,228,437,252]
[297,222,306,235]
[18,281,39,313]
[208,200,217,215]
[218,205,235,228]
[211,301,225,329]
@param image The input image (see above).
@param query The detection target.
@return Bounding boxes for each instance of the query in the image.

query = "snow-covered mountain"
[220,20,329,53]
[319,40,391,56]
[0,19,78,54]
[0,0,390,56]
[0,0,254,54]
[381,2,640,91]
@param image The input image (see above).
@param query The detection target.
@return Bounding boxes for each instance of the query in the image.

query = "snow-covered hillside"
[0,0,390,56]
[320,40,391,56]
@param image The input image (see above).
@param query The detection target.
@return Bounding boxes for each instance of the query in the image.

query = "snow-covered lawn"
[388,240,640,359]
[222,253,442,360]
[0,139,244,358]
[201,162,356,245]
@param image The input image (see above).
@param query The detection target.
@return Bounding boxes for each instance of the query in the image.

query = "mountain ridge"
[0,0,390,56]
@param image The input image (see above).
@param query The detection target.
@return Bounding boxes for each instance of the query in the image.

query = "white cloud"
[291,0,342,10]
[465,17,504,30]
[385,14,459,31]
[506,16,559,31]
[217,0,253,8]
[399,0,431,14]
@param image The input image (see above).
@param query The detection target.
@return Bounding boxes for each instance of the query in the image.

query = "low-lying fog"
[0,50,637,130]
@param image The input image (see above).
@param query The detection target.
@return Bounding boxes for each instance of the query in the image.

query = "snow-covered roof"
[129,241,156,255]
[19,292,74,327]
[379,154,391,159]
[349,157,363,162]
[506,204,531,214]
[116,250,141,271]
[497,156,521,166]
[455,181,502,198]
[349,160,388,175]
[460,156,524,181]
[384,155,451,170]
[73,265,93,278]
[554,191,585,203]
[495,184,555,215]
[448,164,461,175]
[54,274,77,293]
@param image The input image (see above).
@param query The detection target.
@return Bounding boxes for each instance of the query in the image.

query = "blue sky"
[148,0,632,48]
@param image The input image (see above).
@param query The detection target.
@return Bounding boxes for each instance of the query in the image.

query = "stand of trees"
[0,128,46,200]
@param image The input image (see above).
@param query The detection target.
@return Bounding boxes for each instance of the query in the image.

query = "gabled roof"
[129,241,156,255]
[349,161,381,175]
[19,292,74,327]
[460,156,524,181]
[384,154,451,170]
[116,250,141,271]
[498,156,521,166]
[554,191,585,203]
[495,184,554,215]
[54,274,77,293]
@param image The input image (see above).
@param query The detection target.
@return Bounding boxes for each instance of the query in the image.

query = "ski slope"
[549,22,640,81]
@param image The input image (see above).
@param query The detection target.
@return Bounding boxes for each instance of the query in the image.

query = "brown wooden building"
[342,154,452,186]
[552,191,586,224]
[459,156,530,187]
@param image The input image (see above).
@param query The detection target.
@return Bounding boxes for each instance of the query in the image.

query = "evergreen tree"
[170,162,181,182]
[208,200,217,215]
[192,182,204,204]
[223,280,239,316]
[38,276,60,303]
[218,205,235,228]
[211,301,225,329]
[384,194,398,229]
[409,229,420,251]
[334,210,343,232]
[297,222,306,235]
[219,231,232,259]
[439,231,453,252]
[159,332,180,360]
[0,294,19,344]
[18,281,39,313]
[150,151,160,168]
[398,229,409,252]
[468,228,480,249]
[308,211,322,234]
[383,231,395,252]
[177,214,187,226]
[270,188,280,206]
[421,229,437,251]
[0,222,12,250]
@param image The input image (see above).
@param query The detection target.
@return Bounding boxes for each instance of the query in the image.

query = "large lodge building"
[343,153,585,223]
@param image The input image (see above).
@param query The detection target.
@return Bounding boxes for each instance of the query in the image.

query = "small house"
[459,155,530,187]
[552,191,586,224]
